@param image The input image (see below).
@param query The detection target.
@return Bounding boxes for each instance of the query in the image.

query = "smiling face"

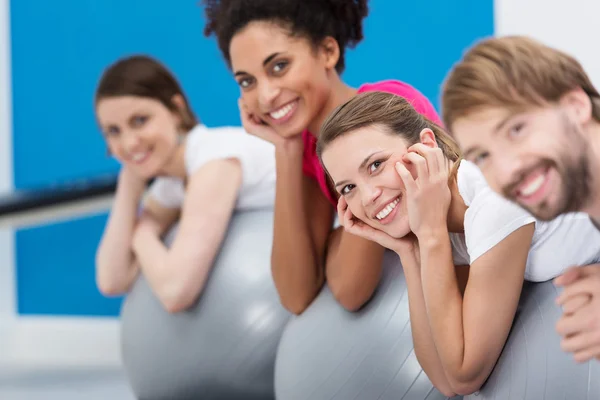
[229,21,338,138]
[96,95,182,179]
[452,104,593,221]
[321,124,433,238]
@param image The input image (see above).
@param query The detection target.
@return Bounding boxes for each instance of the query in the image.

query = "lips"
[267,99,298,124]
[129,150,151,164]
[514,165,549,200]
[373,197,400,220]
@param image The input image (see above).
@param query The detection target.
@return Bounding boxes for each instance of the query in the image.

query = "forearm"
[326,228,384,311]
[132,229,181,311]
[95,181,143,295]
[400,253,456,397]
[419,231,470,383]
[271,143,326,314]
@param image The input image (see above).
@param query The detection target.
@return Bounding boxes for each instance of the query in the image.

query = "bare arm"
[418,224,533,395]
[391,245,457,397]
[270,139,333,314]
[325,227,385,311]
[95,170,177,296]
[132,159,242,313]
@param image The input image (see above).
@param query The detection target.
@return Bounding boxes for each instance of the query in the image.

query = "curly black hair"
[202,0,369,74]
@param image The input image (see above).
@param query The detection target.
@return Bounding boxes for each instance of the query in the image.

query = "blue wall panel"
[345,0,494,108]
[16,213,123,316]
[11,0,493,316]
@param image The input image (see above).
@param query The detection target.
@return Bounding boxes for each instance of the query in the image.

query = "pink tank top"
[301,80,442,206]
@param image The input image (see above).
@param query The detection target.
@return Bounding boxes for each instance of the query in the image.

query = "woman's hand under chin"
[395,144,452,241]
[118,165,148,197]
[337,195,419,261]
[238,98,301,148]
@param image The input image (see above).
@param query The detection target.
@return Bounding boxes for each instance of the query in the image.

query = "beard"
[501,116,592,221]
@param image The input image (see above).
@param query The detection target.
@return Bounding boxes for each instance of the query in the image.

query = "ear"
[419,128,439,148]
[560,88,593,125]
[171,94,186,113]
[318,36,341,71]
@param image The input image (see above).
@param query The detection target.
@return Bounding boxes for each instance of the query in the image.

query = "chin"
[385,221,411,239]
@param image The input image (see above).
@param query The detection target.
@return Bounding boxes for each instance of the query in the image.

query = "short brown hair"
[317,91,462,172]
[441,35,600,130]
[95,55,198,132]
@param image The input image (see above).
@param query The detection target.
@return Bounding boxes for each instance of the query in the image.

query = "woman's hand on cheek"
[238,98,286,147]
[337,196,404,254]
[395,144,451,241]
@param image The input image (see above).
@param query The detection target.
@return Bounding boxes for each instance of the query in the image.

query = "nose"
[490,150,526,190]
[361,183,382,207]
[258,80,281,109]
[122,131,142,153]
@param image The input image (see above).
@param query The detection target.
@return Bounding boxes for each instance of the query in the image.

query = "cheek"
[347,197,367,221]
[382,163,406,188]
[241,89,260,112]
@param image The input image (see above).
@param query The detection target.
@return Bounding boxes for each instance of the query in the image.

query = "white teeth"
[519,174,545,197]
[131,152,149,162]
[269,102,295,120]
[376,198,400,220]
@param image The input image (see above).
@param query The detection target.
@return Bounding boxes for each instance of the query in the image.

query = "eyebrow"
[462,113,514,159]
[333,151,383,189]
[234,52,281,77]
[493,114,512,134]
[462,147,479,160]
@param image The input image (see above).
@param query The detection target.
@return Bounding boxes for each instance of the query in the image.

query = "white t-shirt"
[147,124,276,210]
[449,160,600,281]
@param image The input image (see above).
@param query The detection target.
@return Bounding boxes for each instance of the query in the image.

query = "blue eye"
[472,152,489,166]
[105,126,120,136]
[508,122,525,137]
[132,115,148,127]
[341,184,355,195]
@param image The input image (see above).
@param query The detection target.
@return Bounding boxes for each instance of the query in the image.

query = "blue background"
[10,0,494,316]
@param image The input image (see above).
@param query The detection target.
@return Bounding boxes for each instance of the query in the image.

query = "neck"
[307,74,357,137]
[446,161,468,233]
[160,138,188,180]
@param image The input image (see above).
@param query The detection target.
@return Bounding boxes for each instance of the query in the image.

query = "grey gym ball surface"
[4,209,598,399]
[123,210,600,399]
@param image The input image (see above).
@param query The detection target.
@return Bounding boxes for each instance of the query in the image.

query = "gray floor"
[0,365,134,400]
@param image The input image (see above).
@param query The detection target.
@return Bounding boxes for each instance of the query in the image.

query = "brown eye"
[272,61,288,73]
[369,160,383,173]
[341,184,355,195]
[238,77,254,89]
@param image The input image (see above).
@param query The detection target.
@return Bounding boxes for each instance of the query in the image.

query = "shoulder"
[184,124,274,174]
[459,161,536,262]
[456,160,489,206]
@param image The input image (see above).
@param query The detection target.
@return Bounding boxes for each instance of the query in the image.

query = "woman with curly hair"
[203,0,441,314]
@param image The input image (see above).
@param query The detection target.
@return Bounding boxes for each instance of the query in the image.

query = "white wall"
[0,0,15,319]
[495,0,600,87]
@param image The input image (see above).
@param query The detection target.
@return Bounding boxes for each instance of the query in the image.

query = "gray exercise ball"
[274,250,457,400]
[465,280,600,400]
[120,210,290,400]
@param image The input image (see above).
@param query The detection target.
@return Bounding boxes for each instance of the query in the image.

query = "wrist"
[132,225,155,249]
[275,135,304,156]
[118,171,146,198]
[415,226,450,250]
